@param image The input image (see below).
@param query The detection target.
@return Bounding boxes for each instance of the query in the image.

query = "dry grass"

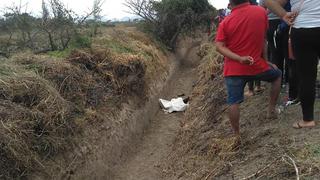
[0,62,77,178]
[0,27,169,179]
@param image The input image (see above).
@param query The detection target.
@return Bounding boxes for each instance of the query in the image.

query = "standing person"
[216,9,226,26]
[261,0,300,105]
[215,0,282,135]
[265,0,320,128]
[259,0,284,77]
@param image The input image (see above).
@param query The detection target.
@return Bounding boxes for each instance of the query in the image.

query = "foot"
[293,121,316,129]
[245,90,254,97]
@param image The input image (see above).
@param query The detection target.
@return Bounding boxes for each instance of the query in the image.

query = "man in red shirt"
[215,0,282,135]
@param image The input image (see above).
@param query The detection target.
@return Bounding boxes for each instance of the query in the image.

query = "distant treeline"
[0,0,106,57]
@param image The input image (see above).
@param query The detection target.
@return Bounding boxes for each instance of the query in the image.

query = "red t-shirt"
[215,3,270,77]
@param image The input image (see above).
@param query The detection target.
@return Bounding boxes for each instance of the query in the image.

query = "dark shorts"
[225,66,282,105]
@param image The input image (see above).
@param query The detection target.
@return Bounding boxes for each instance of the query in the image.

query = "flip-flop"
[293,121,316,129]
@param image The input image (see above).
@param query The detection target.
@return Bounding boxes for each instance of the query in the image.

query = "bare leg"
[269,76,281,115]
[229,104,240,135]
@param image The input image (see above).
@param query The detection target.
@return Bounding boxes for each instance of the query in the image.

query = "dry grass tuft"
[0,63,77,178]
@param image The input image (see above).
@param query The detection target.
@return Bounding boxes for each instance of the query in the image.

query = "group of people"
[215,6,232,25]
[215,0,320,135]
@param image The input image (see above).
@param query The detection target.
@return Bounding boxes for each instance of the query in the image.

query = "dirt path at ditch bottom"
[112,38,202,180]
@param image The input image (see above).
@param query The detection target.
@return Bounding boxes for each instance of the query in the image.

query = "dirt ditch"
[2,28,319,180]
[111,35,204,180]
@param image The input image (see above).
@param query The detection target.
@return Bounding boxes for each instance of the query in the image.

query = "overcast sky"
[0,0,230,19]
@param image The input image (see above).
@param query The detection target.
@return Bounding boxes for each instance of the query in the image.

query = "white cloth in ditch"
[159,98,189,113]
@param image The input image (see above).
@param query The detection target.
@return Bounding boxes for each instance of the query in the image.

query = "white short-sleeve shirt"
[291,0,320,28]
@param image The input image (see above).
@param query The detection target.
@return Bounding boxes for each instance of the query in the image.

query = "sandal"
[293,121,316,129]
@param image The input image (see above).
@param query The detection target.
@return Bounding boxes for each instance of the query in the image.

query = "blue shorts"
[225,66,281,105]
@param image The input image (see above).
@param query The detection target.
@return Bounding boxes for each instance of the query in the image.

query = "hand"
[238,56,254,65]
[282,11,298,26]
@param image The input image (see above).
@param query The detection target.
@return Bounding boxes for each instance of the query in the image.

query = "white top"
[291,0,320,28]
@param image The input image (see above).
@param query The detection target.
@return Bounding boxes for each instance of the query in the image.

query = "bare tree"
[4,1,37,49]
[1,0,106,55]
[92,0,105,36]
[41,0,57,51]
[124,0,157,23]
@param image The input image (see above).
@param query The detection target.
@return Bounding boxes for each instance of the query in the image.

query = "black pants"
[292,27,320,121]
[287,59,299,100]
[267,19,289,83]
[281,29,299,100]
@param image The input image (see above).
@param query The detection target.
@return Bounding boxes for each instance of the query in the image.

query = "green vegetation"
[125,0,216,49]
[47,48,73,58]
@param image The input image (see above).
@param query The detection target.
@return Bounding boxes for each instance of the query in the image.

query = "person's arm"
[261,0,286,10]
[216,41,254,65]
[265,0,288,17]
[265,0,297,25]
